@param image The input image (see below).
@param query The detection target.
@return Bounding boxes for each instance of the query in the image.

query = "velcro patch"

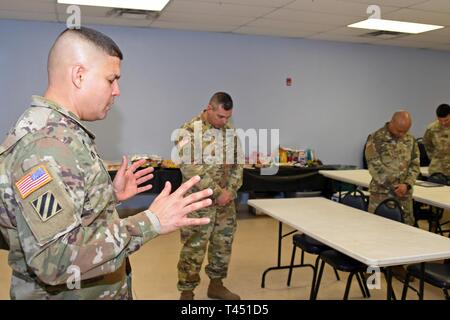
[15,165,53,199]
[31,191,62,222]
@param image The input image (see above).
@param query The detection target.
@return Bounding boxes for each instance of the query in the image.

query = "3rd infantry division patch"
[31,191,62,222]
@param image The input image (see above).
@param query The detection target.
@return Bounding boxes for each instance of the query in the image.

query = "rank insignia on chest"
[15,165,53,199]
[31,192,62,221]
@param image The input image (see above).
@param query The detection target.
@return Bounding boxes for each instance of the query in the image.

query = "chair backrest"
[416,138,430,167]
[374,198,404,223]
[428,172,449,186]
[0,231,9,251]
[340,189,368,211]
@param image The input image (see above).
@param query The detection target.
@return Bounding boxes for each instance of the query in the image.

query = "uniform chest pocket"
[380,143,398,166]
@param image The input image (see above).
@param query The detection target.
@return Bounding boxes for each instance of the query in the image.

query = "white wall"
[1,19,449,167]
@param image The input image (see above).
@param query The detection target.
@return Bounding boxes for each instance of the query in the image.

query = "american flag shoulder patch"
[15,165,53,199]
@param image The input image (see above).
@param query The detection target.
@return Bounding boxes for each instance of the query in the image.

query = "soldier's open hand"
[150,176,212,234]
[113,155,154,201]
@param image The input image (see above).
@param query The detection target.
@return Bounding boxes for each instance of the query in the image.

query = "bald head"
[388,110,412,138]
[47,27,122,85]
[44,27,122,121]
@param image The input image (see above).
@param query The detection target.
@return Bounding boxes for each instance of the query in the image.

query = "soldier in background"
[423,104,450,180]
[176,92,243,300]
[0,27,212,299]
[365,110,420,226]
[365,111,420,281]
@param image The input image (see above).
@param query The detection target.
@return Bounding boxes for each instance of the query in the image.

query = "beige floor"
[0,208,448,300]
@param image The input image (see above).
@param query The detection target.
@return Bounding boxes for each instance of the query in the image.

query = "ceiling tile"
[171,0,292,7]
[233,25,317,38]
[157,11,253,26]
[263,8,362,26]
[411,0,450,14]
[165,0,275,17]
[338,0,432,7]
[286,0,399,17]
[151,20,235,33]
[384,8,450,26]
[247,18,338,32]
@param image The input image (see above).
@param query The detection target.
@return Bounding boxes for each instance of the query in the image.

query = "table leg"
[260,221,309,288]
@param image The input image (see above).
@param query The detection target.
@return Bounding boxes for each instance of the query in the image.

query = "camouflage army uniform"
[176,111,243,291]
[0,96,161,299]
[423,120,450,180]
[365,123,420,225]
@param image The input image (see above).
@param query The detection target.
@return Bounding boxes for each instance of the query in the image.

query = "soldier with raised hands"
[0,27,212,300]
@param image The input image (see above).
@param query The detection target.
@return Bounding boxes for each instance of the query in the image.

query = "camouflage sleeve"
[364,134,398,186]
[227,136,243,200]
[422,128,434,159]
[12,137,159,286]
[404,139,420,187]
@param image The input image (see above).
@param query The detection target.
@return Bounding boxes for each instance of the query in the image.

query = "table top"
[320,169,370,188]
[248,197,450,267]
[319,169,450,210]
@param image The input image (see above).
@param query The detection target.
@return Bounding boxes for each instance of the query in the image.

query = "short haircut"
[436,104,450,118]
[57,27,123,60]
[209,92,233,110]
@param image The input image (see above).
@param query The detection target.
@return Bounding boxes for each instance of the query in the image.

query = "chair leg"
[309,255,321,300]
[313,259,326,300]
[359,272,371,298]
[355,272,366,298]
[333,268,340,281]
[287,245,297,286]
[301,250,305,265]
[401,273,411,300]
[343,272,355,300]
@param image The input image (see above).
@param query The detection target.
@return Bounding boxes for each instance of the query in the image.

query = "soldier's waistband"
[12,260,128,294]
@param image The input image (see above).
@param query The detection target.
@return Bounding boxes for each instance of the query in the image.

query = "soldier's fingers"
[135,167,154,178]
[182,188,213,206]
[181,199,212,216]
[117,155,128,174]
[159,181,172,198]
[136,174,153,185]
[174,176,201,197]
[129,159,147,172]
[137,184,152,194]
[181,217,211,227]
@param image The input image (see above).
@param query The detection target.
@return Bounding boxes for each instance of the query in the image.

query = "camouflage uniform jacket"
[0,96,159,299]
[423,120,450,177]
[176,111,243,201]
[365,123,420,194]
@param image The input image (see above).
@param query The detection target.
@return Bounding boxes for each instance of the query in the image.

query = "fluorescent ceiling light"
[348,18,443,34]
[57,0,170,11]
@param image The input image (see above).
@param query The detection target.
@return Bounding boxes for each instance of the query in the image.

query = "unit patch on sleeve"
[15,165,53,199]
[31,191,63,222]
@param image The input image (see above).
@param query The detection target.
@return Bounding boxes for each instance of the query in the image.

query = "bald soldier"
[423,104,450,180]
[0,27,212,300]
[365,111,420,225]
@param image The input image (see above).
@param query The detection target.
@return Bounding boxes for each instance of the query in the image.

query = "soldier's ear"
[71,64,85,89]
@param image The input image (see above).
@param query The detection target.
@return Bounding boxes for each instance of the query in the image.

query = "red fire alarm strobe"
[286,77,292,86]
